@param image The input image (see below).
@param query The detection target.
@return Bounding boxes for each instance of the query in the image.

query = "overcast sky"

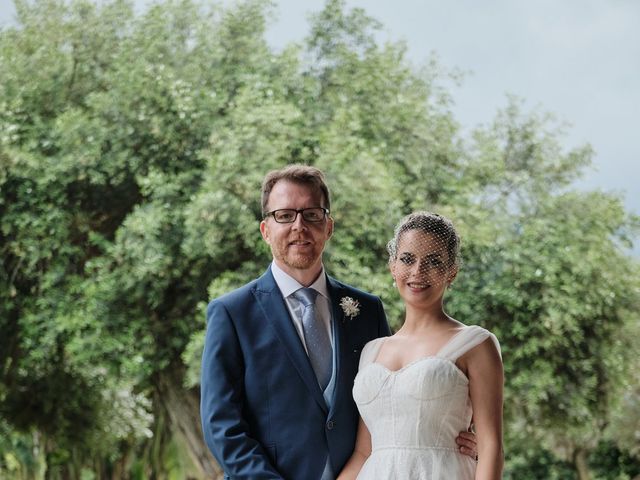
[1,0,638,243]
[265,1,639,218]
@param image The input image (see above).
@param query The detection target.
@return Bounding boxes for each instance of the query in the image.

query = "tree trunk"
[156,368,222,479]
[573,448,591,480]
[110,443,132,480]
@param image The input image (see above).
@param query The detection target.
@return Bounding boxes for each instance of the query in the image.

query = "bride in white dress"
[338,212,504,480]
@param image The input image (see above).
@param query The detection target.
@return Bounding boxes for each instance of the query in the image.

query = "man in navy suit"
[200,165,476,479]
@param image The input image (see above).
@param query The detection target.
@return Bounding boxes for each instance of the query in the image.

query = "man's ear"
[259,220,270,243]
[326,216,334,239]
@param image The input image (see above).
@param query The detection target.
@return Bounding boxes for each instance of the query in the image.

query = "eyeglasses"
[264,207,329,224]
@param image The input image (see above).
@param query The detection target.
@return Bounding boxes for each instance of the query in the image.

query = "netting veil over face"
[387,212,460,290]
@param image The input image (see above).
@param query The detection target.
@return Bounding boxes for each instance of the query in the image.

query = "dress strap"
[358,337,386,370]
[437,325,501,362]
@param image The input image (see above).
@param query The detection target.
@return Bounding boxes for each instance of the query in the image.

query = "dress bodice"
[352,325,500,479]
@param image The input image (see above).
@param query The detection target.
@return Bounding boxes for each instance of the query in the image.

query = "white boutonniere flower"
[339,296,360,320]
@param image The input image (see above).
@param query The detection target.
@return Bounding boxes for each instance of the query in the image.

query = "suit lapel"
[253,269,328,413]
[327,276,348,412]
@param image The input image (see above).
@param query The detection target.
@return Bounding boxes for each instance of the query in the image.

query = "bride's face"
[390,229,457,306]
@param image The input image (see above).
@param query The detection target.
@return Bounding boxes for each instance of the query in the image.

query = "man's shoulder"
[213,280,256,304]
[208,271,271,308]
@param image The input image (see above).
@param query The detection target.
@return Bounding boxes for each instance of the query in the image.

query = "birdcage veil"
[387,212,460,288]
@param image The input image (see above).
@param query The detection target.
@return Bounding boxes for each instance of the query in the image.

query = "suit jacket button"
[326,420,335,430]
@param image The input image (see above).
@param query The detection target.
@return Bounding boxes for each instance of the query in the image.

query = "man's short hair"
[261,164,331,213]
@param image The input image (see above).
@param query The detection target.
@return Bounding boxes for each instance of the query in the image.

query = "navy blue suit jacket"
[200,267,390,479]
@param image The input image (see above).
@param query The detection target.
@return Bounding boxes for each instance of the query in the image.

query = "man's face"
[260,180,333,281]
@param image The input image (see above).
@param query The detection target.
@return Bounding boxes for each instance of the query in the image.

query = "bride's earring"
[392,277,397,288]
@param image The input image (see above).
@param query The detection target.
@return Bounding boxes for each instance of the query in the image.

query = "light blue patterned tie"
[294,288,332,391]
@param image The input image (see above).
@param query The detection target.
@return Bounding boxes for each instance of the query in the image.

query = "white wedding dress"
[352,325,500,479]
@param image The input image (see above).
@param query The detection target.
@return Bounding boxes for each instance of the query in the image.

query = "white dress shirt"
[270,261,334,351]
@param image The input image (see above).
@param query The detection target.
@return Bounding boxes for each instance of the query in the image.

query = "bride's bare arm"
[336,418,372,480]
[465,338,504,480]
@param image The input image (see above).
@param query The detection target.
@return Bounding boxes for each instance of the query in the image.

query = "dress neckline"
[371,326,468,373]
[367,355,470,383]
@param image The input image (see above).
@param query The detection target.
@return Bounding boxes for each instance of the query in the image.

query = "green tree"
[445,102,640,480]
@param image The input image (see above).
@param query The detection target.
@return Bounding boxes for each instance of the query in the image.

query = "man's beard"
[282,251,317,270]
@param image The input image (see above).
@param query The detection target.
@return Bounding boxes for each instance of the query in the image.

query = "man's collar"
[270,262,329,299]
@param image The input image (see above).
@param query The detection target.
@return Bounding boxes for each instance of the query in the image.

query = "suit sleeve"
[200,299,283,479]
